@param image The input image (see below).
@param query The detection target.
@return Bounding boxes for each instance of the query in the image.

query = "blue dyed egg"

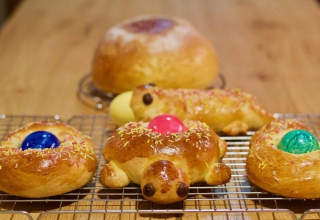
[278,130,319,154]
[21,131,60,150]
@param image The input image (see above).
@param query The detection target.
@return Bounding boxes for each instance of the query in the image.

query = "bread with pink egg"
[100,114,231,204]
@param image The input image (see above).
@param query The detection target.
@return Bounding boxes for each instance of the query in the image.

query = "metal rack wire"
[0,114,320,220]
[77,73,227,112]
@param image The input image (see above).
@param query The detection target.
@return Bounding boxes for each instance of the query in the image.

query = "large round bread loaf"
[92,15,219,94]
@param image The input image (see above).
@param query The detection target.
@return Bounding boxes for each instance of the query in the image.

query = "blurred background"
[0,0,22,28]
[0,0,320,119]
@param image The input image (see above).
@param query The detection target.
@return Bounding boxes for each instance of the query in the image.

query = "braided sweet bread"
[109,85,274,135]
[246,119,320,198]
[0,121,98,198]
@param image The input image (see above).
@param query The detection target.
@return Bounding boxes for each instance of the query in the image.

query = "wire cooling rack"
[0,114,320,220]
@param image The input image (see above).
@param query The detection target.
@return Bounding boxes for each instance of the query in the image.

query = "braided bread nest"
[247,119,320,198]
[0,121,98,198]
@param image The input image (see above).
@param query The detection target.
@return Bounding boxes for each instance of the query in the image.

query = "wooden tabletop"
[0,0,320,219]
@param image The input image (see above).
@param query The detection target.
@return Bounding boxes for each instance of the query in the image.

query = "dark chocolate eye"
[143,183,155,197]
[148,83,156,87]
[142,93,153,105]
[177,182,189,197]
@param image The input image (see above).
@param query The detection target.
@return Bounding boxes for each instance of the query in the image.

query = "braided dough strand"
[246,119,320,198]
[0,121,98,198]
[130,85,274,135]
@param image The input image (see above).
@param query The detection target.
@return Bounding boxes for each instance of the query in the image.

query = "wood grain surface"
[0,0,320,119]
[0,0,320,219]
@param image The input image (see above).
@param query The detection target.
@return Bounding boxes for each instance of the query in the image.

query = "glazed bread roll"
[92,15,219,94]
[100,118,231,204]
[246,119,320,198]
[0,121,98,198]
[127,85,274,135]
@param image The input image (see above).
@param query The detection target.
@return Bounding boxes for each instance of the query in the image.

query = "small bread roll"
[92,15,219,94]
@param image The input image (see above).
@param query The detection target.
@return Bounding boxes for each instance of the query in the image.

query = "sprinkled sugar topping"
[0,138,95,166]
[143,87,256,116]
[110,120,212,150]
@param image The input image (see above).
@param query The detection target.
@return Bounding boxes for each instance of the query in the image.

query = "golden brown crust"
[246,119,320,198]
[130,85,274,135]
[92,15,219,94]
[100,120,231,204]
[0,121,98,198]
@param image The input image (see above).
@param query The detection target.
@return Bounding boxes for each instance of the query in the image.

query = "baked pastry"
[0,121,98,198]
[92,15,219,94]
[100,115,231,204]
[246,119,320,198]
[110,84,273,135]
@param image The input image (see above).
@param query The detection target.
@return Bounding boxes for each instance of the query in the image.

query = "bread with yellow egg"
[124,85,274,135]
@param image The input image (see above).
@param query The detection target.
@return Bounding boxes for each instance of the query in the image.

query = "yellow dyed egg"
[109,91,136,126]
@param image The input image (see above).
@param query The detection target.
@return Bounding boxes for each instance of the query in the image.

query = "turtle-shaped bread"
[100,114,231,204]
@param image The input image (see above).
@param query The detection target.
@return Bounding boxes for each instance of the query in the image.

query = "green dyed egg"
[278,130,319,154]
